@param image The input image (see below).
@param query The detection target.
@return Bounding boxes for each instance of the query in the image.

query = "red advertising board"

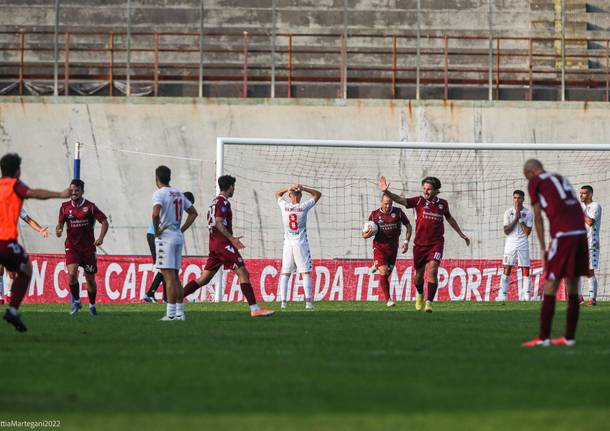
[7,254,560,304]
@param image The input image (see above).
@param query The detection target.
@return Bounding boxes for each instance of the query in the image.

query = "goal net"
[220,138,610,301]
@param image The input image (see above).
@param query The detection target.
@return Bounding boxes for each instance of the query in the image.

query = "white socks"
[279,274,290,302]
[166,303,176,318]
[522,276,531,300]
[176,303,184,317]
[303,274,312,302]
[250,304,260,312]
[500,274,509,296]
[588,276,598,300]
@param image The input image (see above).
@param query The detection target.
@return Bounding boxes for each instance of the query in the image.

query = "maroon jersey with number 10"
[405,196,451,246]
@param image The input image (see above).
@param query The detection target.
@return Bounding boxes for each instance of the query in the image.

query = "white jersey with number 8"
[278,198,316,244]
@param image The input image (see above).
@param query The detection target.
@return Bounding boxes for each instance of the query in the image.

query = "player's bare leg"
[67,263,82,315]
[413,265,426,311]
[498,265,512,302]
[234,266,274,317]
[377,266,394,307]
[183,268,219,298]
[424,261,440,313]
[3,260,31,332]
[84,272,98,316]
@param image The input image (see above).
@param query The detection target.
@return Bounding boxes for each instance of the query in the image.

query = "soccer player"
[362,193,412,307]
[521,159,588,347]
[498,190,533,301]
[143,191,195,304]
[56,179,109,316]
[379,176,470,313]
[152,166,198,321]
[579,185,601,306]
[0,208,49,304]
[275,184,321,310]
[183,175,274,317]
[1,153,69,332]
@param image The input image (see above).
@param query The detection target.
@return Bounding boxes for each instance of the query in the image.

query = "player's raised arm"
[378,176,408,206]
[274,185,295,202]
[26,188,70,200]
[299,185,322,203]
[181,205,198,234]
[446,215,470,246]
[21,212,48,238]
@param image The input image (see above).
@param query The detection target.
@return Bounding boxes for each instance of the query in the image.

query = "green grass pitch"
[1,302,609,431]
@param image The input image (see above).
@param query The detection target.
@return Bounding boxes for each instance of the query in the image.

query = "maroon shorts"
[545,235,589,280]
[413,242,444,269]
[0,240,29,273]
[205,244,245,271]
[373,245,398,269]
[66,250,98,274]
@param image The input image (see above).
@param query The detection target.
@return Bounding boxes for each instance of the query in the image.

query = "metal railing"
[1,30,609,100]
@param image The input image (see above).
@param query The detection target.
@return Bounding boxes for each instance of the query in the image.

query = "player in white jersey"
[275,184,321,310]
[152,165,198,321]
[498,190,533,301]
[580,185,601,306]
[0,208,48,304]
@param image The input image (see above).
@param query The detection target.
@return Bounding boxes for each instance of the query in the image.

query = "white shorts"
[281,240,312,274]
[503,245,530,267]
[155,237,184,270]
[589,247,600,271]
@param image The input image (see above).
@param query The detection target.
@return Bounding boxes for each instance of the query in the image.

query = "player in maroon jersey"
[521,159,588,347]
[56,179,109,316]
[362,194,412,307]
[379,175,470,313]
[182,175,274,317]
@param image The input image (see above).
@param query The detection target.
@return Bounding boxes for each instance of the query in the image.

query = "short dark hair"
[513,189,525,198]
[0,153,22,177]
[581,185,593,194]
[218,175,236,192]
[183,191,195,204]
[70,179,85,191]
[155,165,171,185]
[422,176,441,190]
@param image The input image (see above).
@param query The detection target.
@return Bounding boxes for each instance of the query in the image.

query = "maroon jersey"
[405,196,451,246]
[58,199,107,254]
[528,171,586,238]
[369,206,410,249]
[207,194,233,250]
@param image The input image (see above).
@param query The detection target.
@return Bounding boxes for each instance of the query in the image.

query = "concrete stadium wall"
[1,97,608,260]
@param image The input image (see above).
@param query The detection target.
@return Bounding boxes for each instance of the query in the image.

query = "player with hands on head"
[275,183,321,310]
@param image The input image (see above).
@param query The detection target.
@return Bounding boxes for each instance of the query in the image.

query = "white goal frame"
[212,137,610,302]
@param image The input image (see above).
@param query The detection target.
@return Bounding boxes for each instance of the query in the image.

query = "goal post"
[215,137,610,302]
